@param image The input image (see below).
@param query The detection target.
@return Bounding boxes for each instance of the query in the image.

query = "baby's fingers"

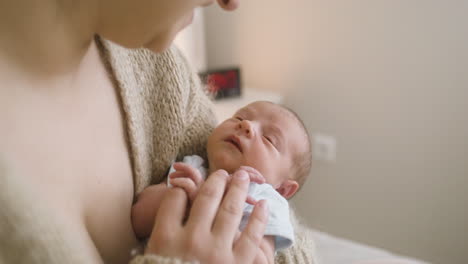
[173,163,204,187]
[170,178,198,202]
[246,195,257,205]
[239,166,265,184]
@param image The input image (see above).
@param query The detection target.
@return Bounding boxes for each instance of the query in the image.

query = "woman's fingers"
[147,188,187,253]
[212,169,250,243]
[146,169,267,263]
[186,169,230,231]
[234,199,269,263]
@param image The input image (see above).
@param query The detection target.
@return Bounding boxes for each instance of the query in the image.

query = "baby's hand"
[234,166,266,205]
[169,162,204,202]
[237,166,266,184]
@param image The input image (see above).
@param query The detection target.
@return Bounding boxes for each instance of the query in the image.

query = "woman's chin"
[143,32,176,53]
[144,39,171,53]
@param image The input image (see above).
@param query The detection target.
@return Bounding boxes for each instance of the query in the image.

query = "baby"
[132,101,312,260]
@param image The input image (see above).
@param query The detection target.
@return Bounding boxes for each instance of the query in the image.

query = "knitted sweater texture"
[0,37,318,264]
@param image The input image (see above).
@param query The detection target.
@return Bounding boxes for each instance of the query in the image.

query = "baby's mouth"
[225,135,242,153]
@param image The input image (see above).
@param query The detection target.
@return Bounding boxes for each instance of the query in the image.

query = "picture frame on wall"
[199,67,241,100]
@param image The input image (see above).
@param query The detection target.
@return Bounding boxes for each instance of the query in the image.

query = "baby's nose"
[238,120,254,138]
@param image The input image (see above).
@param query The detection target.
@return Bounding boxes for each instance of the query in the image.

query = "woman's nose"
[238,120,254,138]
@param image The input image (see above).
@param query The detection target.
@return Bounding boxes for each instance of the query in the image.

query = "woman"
[0,0,271,263]
[1,0,319,263]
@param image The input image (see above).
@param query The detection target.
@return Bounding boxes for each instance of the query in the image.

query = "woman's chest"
[0,46,138,263]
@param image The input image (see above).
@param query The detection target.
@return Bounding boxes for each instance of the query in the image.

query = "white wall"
[205,1,468,263]
[174,8,207,72]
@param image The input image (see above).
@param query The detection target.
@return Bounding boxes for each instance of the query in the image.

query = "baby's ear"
[276,180,299,199]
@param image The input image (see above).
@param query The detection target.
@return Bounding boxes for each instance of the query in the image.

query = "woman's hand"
[146,169,269,263]
[169,163,266,204]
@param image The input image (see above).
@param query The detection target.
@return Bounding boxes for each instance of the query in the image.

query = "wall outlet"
[312,133,337,162]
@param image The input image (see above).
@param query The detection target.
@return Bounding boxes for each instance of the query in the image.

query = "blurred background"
[175,1,468,263]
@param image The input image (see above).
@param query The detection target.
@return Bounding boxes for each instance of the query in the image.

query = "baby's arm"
[132,164,267,240]
[132,163,206,240]
[131,183,170,239]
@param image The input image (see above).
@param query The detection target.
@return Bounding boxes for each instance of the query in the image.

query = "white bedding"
[311,230,430,264]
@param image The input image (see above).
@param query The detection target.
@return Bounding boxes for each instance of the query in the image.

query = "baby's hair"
[277,104,312,196]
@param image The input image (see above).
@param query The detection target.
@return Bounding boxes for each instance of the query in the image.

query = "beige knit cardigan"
[0,37,319,264]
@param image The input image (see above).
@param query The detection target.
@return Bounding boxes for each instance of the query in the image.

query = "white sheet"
[311,230,430,264]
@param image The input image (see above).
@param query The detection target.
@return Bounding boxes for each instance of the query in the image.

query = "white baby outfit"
[168,155,294,251]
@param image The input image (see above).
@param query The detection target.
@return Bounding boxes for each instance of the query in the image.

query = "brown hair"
[279,104,312,195]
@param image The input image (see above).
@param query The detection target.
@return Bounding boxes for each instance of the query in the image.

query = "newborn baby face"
[207,101,305,190]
